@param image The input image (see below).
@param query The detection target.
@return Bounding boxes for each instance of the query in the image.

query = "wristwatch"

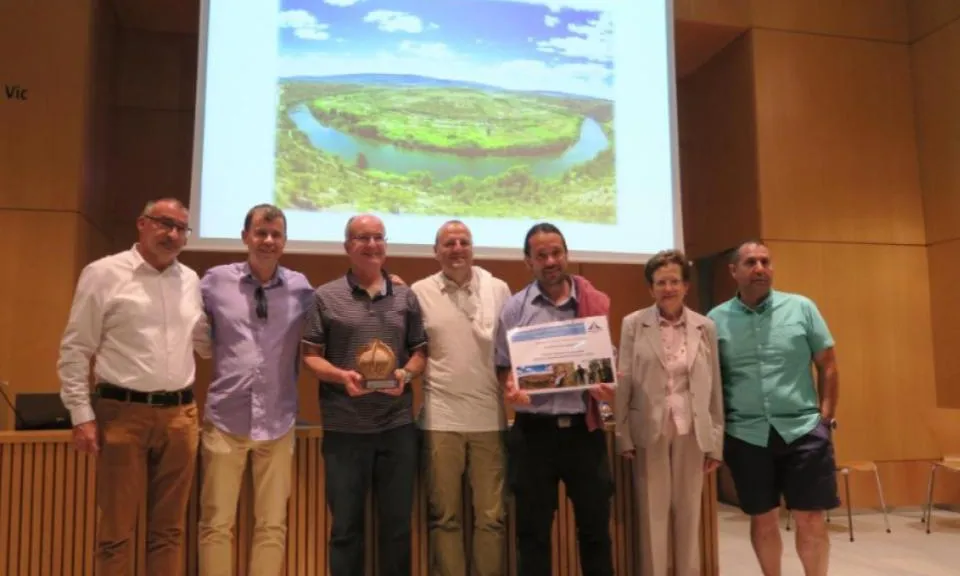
[825,417,837,430]
[401,369,415,384]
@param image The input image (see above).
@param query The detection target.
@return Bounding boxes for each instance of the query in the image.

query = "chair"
[784,460,891,542]
[921,454,960,534]
[836,461,892,541]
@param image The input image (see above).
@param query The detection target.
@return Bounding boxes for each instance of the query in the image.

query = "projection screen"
[187,0,682,263]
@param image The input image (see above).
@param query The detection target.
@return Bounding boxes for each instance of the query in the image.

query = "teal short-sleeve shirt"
[707,290,834,447]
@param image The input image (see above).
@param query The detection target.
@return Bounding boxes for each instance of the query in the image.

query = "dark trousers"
[508,413,614,576]
[322,423,418,576]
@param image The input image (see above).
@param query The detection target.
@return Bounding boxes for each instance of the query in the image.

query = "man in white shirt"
[58,198,206,576]
[411,220,512,576]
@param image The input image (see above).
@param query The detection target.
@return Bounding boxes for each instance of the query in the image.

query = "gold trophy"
[356,338,399,390]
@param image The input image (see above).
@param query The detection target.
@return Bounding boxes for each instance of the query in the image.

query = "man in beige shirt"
[58,198,206,576]
[411,220,512,576]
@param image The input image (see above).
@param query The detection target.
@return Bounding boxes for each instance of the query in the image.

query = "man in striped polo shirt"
[301,213,428,576]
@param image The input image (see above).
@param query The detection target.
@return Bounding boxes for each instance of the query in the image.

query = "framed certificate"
[507,316,618,394]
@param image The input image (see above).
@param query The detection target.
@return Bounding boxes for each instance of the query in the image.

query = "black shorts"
[723,420,840,516]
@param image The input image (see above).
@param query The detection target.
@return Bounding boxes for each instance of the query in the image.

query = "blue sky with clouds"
[277,0,615,99]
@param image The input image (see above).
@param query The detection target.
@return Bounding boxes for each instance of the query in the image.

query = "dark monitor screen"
[14,393,71,431]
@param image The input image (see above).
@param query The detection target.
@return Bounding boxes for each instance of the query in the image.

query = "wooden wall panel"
[0,428,720,576]
[752,29,925,245]
[911,8,960,415]
[674,21,747,79]
[0,213,106,411]
[762,241,938,462]
[674,0,751,28]
[907,0,960,41]
[677,33,759,259]
[75,220,114,281]
[0,1,112,429]
[81,0,118,235]
[709,251,737,307]
[0,0,96,212]
[927,240,960,409]
[111,0,200,34]
[107,28,197,249]
[911,18,960,245]
[115,29,197,111]
[0,0,111,232]
[108,108,195,246]
[750,0,909,42]
[676,0,909,43]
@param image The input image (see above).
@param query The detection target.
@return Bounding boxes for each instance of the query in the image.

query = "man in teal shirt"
[708,241,839,576]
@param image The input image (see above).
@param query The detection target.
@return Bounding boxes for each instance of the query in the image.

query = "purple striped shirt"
[200,263,314,440]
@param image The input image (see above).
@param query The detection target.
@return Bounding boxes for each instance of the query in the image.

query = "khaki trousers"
[197,421,295,576]
[424,431,506,576]
[94,398,199,576]
[635,421,705,576]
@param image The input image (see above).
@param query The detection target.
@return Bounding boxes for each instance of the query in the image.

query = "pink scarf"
[572,275,611,432]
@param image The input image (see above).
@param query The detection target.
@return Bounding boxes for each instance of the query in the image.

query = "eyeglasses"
[145,215,192,236]
[254,286,268,320]
[351,234,386,244]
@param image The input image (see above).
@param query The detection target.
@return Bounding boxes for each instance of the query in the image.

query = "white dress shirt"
[58,245,205,425]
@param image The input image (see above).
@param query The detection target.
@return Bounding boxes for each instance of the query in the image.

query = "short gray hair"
[141,198,187,217]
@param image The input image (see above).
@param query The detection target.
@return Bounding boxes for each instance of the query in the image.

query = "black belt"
[515,412,586,429]
[97,383,194,407]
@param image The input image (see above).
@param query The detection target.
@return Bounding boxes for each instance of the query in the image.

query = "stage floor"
[717,504,960,575]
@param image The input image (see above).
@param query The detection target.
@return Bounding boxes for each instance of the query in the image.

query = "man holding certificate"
[301,214,428,576]
[494,222,617,576]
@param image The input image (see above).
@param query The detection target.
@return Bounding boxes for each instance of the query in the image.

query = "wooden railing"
[0,427,719,575]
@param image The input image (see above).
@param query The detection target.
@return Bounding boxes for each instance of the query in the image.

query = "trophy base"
[363,379,398,390]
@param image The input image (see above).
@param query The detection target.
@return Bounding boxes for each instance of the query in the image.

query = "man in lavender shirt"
[195,204,314,576]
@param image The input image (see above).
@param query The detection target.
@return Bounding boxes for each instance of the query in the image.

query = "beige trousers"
[197,421,295,576]
[635,420,705,576]
[424,430,506,576]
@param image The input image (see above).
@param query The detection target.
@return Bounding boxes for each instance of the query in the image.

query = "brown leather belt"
[97,383,194,407]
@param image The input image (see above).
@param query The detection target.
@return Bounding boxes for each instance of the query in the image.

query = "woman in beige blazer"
[614,250,724,576]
